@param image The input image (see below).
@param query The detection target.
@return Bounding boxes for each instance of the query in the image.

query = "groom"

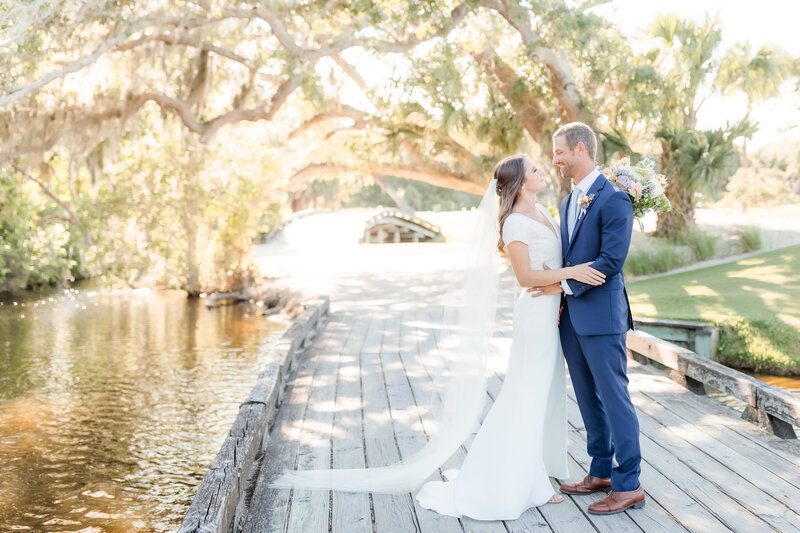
[533,122,644,514]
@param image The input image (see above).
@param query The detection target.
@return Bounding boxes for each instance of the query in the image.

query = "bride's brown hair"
[494,154,527,255]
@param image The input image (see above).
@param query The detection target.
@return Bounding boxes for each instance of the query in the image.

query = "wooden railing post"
[742,405,798,439]
[668,369,707,395]
[626,330,799,440]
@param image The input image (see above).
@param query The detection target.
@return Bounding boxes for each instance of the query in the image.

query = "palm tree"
[656,118,755,235]
[647,14,755,237]
[715,43,786,165]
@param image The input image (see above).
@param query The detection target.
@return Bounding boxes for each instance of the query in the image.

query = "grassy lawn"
[627,244,800,375]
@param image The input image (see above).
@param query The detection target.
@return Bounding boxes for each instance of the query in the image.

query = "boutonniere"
[577,194,596,219]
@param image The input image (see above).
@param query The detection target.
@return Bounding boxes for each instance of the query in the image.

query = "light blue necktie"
[568,187,582,240]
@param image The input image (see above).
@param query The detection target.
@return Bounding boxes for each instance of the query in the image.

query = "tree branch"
[332,53,368,92]
[0,14,218,107]
[481,0,592,124]
[36,215,78,226]
[11,163,80,226]
[472,46,551,142]
[222,2,471,60]
[131,74,301,142]
[0,75,301,163]
[290,162,484,195]
[288,104,368,139]
[115,33,252,67]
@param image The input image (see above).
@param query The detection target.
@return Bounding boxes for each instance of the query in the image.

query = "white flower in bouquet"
[602,156,673,228]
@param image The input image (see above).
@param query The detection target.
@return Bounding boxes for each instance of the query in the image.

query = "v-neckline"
[509,206,559,240]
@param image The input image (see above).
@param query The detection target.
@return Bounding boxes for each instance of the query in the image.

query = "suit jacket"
[560,174,634,336]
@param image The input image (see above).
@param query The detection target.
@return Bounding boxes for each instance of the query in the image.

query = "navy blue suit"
[559,174,641,491]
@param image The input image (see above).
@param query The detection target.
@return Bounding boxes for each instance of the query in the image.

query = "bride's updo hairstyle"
[494,154,527,254]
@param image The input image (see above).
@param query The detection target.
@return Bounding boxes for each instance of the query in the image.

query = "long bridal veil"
[270,179,502,493]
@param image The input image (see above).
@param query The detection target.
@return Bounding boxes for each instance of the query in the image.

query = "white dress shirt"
[561,167,601,296]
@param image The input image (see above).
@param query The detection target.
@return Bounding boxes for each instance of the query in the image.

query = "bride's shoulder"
[536,203,556,219]
[502,213,527,238]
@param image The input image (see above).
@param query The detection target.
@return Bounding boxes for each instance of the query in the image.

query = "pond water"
[0,285,285,532]
[747,373,800,395]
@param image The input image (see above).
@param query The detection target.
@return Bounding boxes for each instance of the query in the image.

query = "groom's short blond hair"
[553,122,597,161]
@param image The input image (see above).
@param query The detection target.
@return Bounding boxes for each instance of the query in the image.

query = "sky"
[592,0,800,149]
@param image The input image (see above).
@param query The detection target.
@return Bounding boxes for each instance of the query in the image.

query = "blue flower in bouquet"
[616,168,632,178]
[617,174,632,189]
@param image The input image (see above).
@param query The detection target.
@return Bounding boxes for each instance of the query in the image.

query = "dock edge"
[177,295,330,533]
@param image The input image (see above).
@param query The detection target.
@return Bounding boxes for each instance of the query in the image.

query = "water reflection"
[0,285,285,532]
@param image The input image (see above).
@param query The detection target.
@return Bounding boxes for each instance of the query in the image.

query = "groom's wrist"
[560,280,573,295]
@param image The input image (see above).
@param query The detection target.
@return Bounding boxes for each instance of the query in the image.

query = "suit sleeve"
[565,191,633,297]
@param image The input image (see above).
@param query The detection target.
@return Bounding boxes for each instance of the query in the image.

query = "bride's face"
[522,157,546,195]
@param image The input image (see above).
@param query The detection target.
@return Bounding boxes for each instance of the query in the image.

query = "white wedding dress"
[415,204,569,521]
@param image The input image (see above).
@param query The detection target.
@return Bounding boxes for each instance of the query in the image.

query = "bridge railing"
[627,330,800,440]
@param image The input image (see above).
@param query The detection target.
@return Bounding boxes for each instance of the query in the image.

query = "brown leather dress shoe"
[559,475,612,495]
[587,485,646,515]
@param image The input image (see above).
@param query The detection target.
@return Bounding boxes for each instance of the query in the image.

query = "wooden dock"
[238,299,800,532]
[222,211,800,532]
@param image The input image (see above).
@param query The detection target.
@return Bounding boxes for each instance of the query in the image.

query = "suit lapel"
[559,195,570,252]
[567,174,607,254]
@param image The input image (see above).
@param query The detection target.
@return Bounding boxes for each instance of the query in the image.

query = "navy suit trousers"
[560,302,642,491]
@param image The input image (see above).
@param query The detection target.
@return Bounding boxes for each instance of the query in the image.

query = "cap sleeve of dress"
[502,215,530,247]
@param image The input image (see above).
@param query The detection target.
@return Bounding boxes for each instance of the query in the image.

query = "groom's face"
[552,135,578,180]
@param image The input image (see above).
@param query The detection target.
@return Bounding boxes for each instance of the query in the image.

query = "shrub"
[685,229,717,261]
[624,240,689,276]
[723,167,793,211]
[734,226,763,253]
[715,318,800,375]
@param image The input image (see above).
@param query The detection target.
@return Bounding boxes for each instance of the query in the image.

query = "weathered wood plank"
[627,331,760,406]
[331,315,373,533]
[284,317,347,533]
[360,312,420,533]
[566,391,772,532]
[180,297,330,533]
[240,293,800,533]
[627,330,800,436]
[628,370,800,523]
[389,310,463,533]
[565,393,731,532]
[240,318,350,533]
[639,379,800,485]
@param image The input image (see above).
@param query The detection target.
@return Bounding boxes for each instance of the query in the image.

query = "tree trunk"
[741,137,748,167]
[373,175,414,214]
[655,179,693,238]
[184,213,201,295]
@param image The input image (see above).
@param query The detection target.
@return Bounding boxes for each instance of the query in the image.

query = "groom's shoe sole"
[587,485,646,515]
[560,486,611,495]
[587,499,646,515]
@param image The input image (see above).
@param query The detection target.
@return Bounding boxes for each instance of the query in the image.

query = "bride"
[271,154,605,521]
[415,154,605,519]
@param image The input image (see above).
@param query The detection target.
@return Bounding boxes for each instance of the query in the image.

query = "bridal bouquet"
[602,156,673,224]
